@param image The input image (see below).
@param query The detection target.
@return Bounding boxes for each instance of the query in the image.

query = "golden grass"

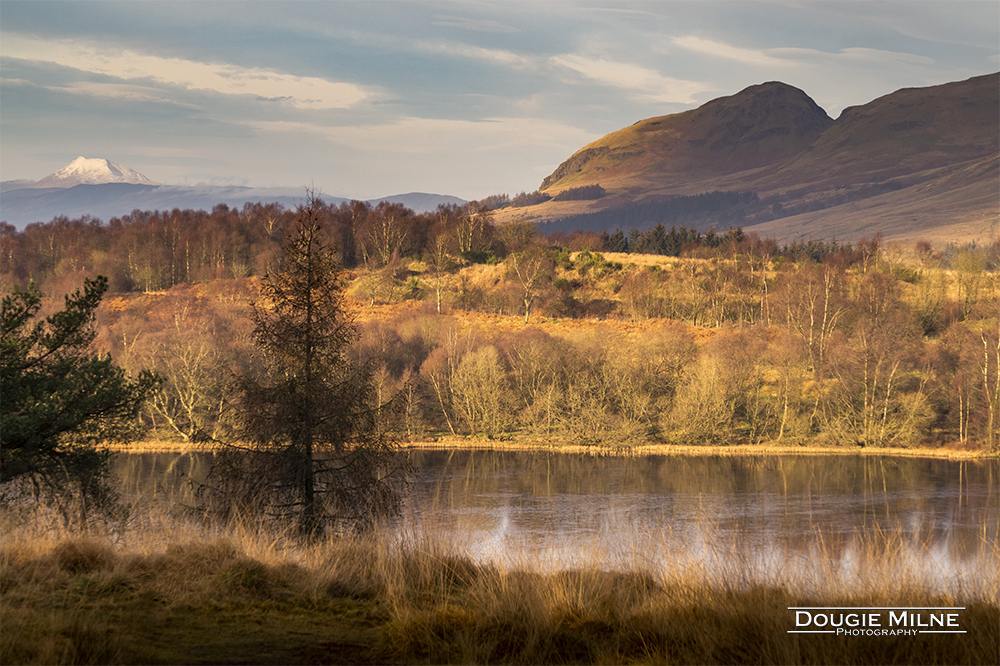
[2,501,997,665]
[401,437,995,460]
[106,439,215,453]
[109,436,996,461]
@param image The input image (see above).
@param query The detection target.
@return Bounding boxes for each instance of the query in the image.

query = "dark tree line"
[552,185,606,202]
[509,191,553,208]
[540,190,761,236]
[599,224,745,256]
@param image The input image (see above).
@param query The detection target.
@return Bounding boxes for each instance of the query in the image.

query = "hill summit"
[32,157,160,188]
[541,81,833,195]
[513,74,999,245]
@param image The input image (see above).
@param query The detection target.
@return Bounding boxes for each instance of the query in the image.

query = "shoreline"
[5,525,997,666]
[110,437,995,460]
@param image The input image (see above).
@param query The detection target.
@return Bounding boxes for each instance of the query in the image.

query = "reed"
[2,503,997,665]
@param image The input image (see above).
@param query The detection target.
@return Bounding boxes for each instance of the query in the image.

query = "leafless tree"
[507,249,553,324]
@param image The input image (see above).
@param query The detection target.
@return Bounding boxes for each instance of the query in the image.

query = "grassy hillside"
[744,155,1000,245]
[500,74,999,245]
[538,82,832,197]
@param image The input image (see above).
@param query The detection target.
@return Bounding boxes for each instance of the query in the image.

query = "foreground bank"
[2,522,997,666]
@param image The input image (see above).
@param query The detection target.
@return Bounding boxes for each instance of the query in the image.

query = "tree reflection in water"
[113,449,998,596]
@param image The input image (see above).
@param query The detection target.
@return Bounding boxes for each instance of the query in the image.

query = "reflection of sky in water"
[113,450,998,596]
[396,451,999,596]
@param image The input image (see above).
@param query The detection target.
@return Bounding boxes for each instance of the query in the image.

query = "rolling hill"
[503,74,998,245]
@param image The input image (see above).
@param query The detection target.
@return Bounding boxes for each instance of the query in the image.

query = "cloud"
[802,2,999,51]
[671,36,791,68]
[431,15,520,34]
[672,36,938,72]
[766,45,937,68]
[0,34,368,109]
[550,54,706,104]
[415,40,536,69]
[43,81,203,107]
[837,48,936,66]
[243,116,599,155]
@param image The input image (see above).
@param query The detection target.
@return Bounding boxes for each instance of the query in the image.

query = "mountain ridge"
[0,182,466,228]
[510,73,999,245]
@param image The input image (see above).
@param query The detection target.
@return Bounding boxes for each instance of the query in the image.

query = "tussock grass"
[2,505,997,665]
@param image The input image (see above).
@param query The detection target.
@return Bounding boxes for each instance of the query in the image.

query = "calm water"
[112,449,998,591]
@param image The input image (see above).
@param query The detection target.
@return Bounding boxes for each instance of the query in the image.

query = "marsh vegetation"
[4,449,997,665]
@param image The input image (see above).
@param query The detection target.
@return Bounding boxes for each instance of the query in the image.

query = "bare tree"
[777,262,845,373]
[363,202,410,267]
[826,312,930,447]
[450,345,513,437]
[428,234,455,314]
[944,313,1000,450]
[146,335,223,442]
[507,249,553,324]
[453,206,495,256]
[952,247,988,320]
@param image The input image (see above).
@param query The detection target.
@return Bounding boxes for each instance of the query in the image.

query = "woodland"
[1,197,998,452]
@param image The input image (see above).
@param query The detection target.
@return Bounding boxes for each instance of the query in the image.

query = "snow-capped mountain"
[1,156,466,228]
[32,156,160,188]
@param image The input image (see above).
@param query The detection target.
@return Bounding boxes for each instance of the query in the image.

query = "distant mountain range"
[6,74,996,244]
[0,158,466,229]
[500,73,998,245]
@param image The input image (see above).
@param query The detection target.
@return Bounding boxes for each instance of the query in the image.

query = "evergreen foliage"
[0,276,159,522]
[199,196,408,536]
[551,184,606,201]
[510,191,553,208]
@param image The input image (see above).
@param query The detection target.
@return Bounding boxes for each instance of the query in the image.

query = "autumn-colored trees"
[85,255,997,451]
[10,198,996,450]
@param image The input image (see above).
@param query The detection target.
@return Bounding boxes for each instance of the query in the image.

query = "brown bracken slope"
[504,74,999,245]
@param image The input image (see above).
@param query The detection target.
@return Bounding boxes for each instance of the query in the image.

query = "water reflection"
[404,451,995,547]
[111,449,998,593]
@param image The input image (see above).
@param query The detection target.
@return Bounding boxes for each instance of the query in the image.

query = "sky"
[1,1,997,201]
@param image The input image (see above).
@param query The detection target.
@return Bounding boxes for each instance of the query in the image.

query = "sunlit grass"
[2,499,997,665]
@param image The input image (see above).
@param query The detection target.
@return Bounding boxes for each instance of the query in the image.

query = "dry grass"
[2,500,997,665]
[106,439,215,453]
[400,438,995,460]
[110,437,996,460]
